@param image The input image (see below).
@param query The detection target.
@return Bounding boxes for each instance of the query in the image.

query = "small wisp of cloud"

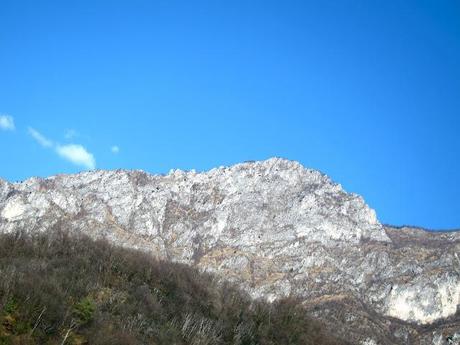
[28,127,96,170]
[64,129,79,140]
[56,144,96,170]
[0,114,15,131]
[111,145,120,154]
[28,127,53,148]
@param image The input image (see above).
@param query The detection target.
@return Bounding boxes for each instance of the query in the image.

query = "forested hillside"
[0,230,344,345]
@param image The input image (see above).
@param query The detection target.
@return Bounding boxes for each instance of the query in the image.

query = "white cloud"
[56,144,96,170]
[28,127,96,170]
[111,145,120,154]
[28,127,53,147]
[0,115,15,131]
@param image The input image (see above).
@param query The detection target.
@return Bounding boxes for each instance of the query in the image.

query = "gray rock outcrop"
[1,158,459,344]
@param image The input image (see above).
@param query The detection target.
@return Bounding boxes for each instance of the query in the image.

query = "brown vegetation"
[0,229,345,345]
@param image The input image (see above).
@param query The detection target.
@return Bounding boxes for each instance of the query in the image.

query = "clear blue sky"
[0,1,459,229]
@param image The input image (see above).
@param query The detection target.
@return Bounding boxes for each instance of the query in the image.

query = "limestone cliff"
[1,158,459,344]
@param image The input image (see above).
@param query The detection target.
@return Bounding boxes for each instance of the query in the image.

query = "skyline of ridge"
[1,1,459,229]
[1,157,458,231]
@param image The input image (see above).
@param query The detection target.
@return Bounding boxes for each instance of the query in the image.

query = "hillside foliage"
[0,229,345,345]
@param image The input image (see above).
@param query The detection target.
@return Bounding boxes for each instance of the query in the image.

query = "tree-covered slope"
[0,229,345,345]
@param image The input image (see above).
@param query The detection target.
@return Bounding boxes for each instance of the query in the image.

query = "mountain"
[1,158,459,344]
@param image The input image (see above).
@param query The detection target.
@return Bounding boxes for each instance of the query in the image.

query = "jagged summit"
[1,158,459,344]
[2,157,388,246]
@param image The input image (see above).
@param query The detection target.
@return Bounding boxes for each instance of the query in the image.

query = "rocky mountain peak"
[2,157,388,247]
[1,158,459,344]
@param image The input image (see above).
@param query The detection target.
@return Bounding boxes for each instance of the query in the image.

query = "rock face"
[0,158,459,344]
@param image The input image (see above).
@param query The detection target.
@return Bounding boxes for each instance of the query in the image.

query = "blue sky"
[0,1,459,229]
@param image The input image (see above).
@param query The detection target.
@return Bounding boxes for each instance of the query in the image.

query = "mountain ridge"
[1,158,459,344]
